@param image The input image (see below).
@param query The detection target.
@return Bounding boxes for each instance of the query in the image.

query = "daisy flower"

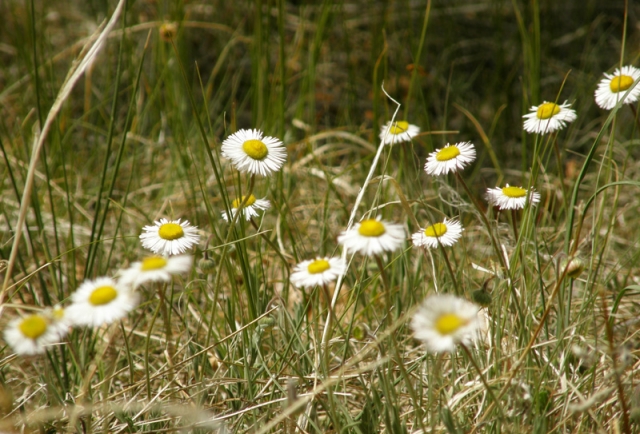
[412,218,463,249]
[290,257,347,288]
[140,218,200,256]
[523,101,577,134]
[221,194,271,222]
[411,294,481,353]
[221,129,287,176]
[379,120,420,145]
[424,142,476,176]
[486,184,541,210]
[338,217,405,256]
[594,65,640,110]
[66,277,139,328]
[119,255,193,288]
[4,309,69,355]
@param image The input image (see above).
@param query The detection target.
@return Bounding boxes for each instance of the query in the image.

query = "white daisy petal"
[522,101,577,134]
[424,142,476,176]
[486,184,540,210]
[221,195,271,222]
[379,120,420,145]
[338,217,405,256]
[221,129,287,177]
[594,65,640,110]
[411,294,481,353]
[412,218,463,249]
[290,257,347,288]
[118,255,193,288]
[139,218,200,256]
[66,277,139,328]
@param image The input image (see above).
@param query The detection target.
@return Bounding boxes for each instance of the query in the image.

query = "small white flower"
[412,218,463,249]
[221,194,271,222]
[140,218,200,256]
[424,142,476,176]
[411,294,481,353]
[338,217,405,256]
[523,101,577,134]
[4,309,68,355]
[66,277,139,328]
[290,257,347,288]
[379,120,420,145]
[119,255,193,288]
[221,129,287,176]
[594,65,640,110]
[486,184,541,210]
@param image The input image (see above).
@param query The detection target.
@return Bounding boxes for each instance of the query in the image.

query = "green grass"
[1,0,640,432]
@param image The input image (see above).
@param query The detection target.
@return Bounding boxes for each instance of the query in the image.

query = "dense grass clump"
[1,0,640,432]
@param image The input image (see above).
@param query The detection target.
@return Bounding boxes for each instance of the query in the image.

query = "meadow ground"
[1,0,640,432]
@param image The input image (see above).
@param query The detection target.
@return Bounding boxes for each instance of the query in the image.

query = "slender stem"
[551,134,569,212]
[321,84,402,351]
[438,246,459,294]
[374,254,393,327]
[510,209,520,242]
[600,291,631,434]
[469,262,573,432]
[461,343,505,418]
[373,254,427,432]
[629,103,640,132]
[205,175,256,349]
[250,217,291,280]
[157,283,175,369]
[455,172,507,273]
[320,283,335,374]
[145,298,161,400]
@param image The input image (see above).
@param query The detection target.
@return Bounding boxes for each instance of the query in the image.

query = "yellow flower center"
[358,219,386,237]
[435,313,467,335]
[501,186,527,198]
[536,102,561,120]
[19,315,48,340]
[89,286,118,306]
[158,222,184,240]
[389,121,409,135]
[232,194,257,208]
[141,256,168,271]
[435,146,460,162]
[242,139,268,160]
[424,222,448,238]
[610,75,634,93]
[307,259,330,274]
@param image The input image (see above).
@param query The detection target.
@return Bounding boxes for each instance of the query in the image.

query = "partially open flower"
[379,120,420,145]
[486,184,540,210]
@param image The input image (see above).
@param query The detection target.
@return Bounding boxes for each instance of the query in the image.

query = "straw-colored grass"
[1,0,640,432]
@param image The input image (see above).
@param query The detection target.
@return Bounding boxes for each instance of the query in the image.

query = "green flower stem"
[460,343,505,419]
[374,254,393,327]
[205,175,256,350]
[249,217,291,280]
[455,172,507,273]
[157,283,175,369]
[438,244,459,295]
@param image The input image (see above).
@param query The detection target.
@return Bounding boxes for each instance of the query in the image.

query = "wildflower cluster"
[4,219,198,355]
